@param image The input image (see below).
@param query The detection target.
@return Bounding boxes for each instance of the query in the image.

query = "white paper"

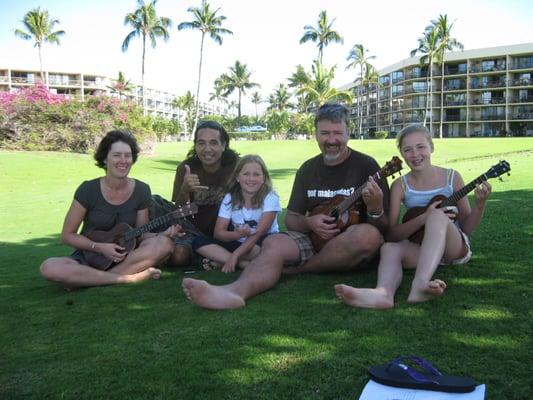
[359,380,486,400]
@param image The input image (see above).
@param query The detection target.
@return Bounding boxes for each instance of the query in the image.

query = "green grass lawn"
[1,138,532,399]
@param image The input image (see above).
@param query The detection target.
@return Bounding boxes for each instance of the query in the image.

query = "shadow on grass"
[0,190,531,399]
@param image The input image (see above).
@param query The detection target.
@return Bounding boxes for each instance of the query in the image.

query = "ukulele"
[402,160,511,244]
[83,203,198,270]
[309,156,403,251]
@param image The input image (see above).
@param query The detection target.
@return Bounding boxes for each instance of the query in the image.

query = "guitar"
[309,156,403,251]
[402,160,511,244]
[83,203,198,270]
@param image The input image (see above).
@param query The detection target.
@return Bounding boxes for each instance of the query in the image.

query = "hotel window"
[482,60,495,72]
[379,76,390,86]
[392,85,404,96]
[413,82,426,93]
[391,71,404,83]
[516,56,533,69]
[458,63,467,74]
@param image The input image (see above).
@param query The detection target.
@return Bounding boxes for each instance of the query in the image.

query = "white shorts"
[440,230,472,266]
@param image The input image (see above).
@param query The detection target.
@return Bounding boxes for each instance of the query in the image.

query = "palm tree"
[411,27,439,132]
[346,44,376,137]
[14,8,65,82]
[288,64,311,112]
[267,84,292,112]
[298,60,352,109]
[299,10,343,65]
[122,0,171,114]
[178,0,233,135]
[250,91,262,121]
[431,14,464,138]
[362,64,380,137]
[107,71,135,99]
[174,91,196,136]
[216,60,260,121]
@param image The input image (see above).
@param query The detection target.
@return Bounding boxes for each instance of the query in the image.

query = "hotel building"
[342,43,533,137]
[0,67,231,122]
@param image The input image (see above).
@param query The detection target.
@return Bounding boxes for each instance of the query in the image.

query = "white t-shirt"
[218,191,281,242]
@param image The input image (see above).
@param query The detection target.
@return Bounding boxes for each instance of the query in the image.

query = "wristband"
[367,209,384,219]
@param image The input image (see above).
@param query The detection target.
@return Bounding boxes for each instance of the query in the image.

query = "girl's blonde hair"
[396,123,434,151]
[225,154,273,209]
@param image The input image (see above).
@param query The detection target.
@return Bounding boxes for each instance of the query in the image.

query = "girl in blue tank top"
[335,124,492,309]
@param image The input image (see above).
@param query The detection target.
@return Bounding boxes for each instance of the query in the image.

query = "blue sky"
[1,0,532,113]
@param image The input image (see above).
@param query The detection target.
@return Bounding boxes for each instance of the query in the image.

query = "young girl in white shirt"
[193,154,281,273]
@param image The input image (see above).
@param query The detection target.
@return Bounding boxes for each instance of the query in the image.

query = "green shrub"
[374,130,389,139]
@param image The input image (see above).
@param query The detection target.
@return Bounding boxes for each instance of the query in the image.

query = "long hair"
[185,120,239,167]
[225,154,274,209]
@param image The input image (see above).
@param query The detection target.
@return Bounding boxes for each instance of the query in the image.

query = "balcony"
[443,83,467,91]
[0,76,9,83]
[470,81,506,89]
[445,100,467,106]
[510,78,533,86]
[510,112,533,120]
[470,98,506,105]
[510,96,533,103]
[509,61,533,70]
[84,80,106,88]
[470,64,506,73]
[444,115,466,122]
[48,78,81,86]
[473,114,506,121]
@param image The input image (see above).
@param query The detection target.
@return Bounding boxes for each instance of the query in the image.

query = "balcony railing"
[444,83,467,91]
[11,76,38,84]
[84,80,106,88]
[445,100,467,106]
[510,96,533,103]
[470,98,506,105]
[509,62,533,70]
[511,113,533,120]
[0,76,9,83]
[48,78,81,86]
[510,78,533,86]
[470,81,506,89]
[445,68,467,75]
[470,64,506,73]
[444,115,466,121]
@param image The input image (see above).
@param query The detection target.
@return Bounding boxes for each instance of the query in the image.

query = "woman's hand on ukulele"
[100,243,127,263]
[181,164,209,193]
[307,214,340,239]
[162,224,185,238]
[362,176,384,213]
[474,181,492,206]
[222,253,239,273]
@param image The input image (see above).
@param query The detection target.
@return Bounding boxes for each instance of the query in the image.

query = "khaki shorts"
[284,231,316,267]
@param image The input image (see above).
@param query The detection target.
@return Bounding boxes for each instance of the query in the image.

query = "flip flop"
[368,356,476,393]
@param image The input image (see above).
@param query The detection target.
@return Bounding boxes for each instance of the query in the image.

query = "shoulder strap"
[446,169,455,186]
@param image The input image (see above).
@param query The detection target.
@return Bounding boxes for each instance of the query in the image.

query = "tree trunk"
[423,62,430,126]
[238,89,242,122]
[192,33,205,139]
[429,58,434,135]
[141,35,147,117]
[38,44,45,85]
[440,59,445,138]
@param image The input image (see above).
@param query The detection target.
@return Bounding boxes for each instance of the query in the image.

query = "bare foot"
[126,267,162,283]
[182,278,245,310]
[407,279,447,303]
[201,258,222,271]
[335,284,394,309]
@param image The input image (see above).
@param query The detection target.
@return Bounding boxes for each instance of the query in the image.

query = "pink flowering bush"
[0,84,170,153]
